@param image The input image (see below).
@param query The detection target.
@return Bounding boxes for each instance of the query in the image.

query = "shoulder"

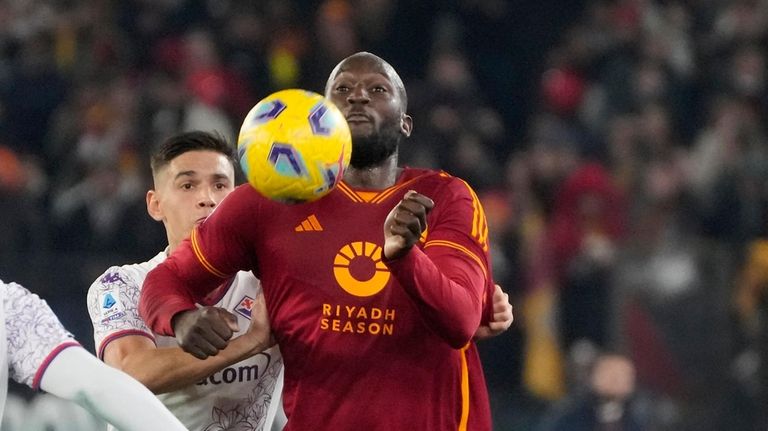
[3,282,62,328]
[3,281,35,305]
[2,282,56,314]
[88,254,163,295]
[225,184,266,207]
[435,171,477,196]
[208,183,269,224]
[86,253,165,311]
[405,167,477,201]
[1,283,60,330]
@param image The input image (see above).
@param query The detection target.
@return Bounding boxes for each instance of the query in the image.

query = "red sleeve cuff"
[382,246,424,274]
[141,297,196,337]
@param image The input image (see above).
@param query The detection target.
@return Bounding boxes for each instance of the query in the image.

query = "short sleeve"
[4,282,78,388]
[86,267,154,359]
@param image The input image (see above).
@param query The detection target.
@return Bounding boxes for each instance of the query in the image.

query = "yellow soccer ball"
[238,89,352,203]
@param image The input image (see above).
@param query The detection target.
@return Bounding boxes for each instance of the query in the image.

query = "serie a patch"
[99,288,126,323]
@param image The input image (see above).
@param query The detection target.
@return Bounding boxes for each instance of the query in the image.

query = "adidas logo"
[295,214,323,232]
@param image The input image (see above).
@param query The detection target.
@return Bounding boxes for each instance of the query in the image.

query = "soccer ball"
[237,89,352,203]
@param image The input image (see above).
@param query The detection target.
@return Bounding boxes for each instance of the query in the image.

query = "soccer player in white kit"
[86,131,284,431]
[1,280,188,430]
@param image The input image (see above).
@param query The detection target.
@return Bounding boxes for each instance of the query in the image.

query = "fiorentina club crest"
[235,295,255,320]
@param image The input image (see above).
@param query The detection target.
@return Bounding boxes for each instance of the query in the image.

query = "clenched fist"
[172,306,239,359]
[383,190,434,260]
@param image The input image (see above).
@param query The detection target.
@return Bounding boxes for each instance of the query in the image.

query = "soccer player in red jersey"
[140,51,507,430]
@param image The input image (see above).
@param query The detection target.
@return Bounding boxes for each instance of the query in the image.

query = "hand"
[240,293,276,355]
[383,190,434,260]
[474,284,513,340]
[172,306,240,359]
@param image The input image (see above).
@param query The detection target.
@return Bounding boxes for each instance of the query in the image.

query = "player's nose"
[197,187,217,208]
[347,86,370,104]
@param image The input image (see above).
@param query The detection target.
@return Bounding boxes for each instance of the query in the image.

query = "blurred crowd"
[1,0,768,430]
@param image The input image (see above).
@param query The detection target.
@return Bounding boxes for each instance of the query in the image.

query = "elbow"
[446,336,472,350]
[440,298,484,348]
[442,320,478,349]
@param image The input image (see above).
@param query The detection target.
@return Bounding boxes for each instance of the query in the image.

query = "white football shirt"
[0,280,79,421]
[86,252,283,431]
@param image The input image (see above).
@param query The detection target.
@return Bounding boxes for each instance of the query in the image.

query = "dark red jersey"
[140,167,495,430]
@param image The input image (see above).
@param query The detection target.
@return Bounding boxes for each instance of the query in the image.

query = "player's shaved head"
[325,52,408,112]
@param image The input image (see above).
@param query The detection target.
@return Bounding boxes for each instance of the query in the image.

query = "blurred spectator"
[541,67,586,119]
[731,238,768,430]
[3,0,768,429]
[407,49,506,188]
[537,352,644,431]
[182,29,254,122]
[711,0,768,46]
[689,96,768,243]
[0,145,45,278]
[547,161,626,351]
[1,31,67,160]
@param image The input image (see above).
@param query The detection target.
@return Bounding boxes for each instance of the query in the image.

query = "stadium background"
[1,0,766,430]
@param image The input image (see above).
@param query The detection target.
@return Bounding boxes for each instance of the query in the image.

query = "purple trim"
[32,341,81,390]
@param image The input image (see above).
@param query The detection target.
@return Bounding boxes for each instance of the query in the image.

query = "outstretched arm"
[89,263,274,388]
[39,346,189,431]
[103,296,274,391]
[3,281,187,430]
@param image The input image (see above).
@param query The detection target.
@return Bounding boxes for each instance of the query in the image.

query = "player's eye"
[181,183,193,190]
[372,86,387,93]
[215,183,227,190]
[335,85,349,93]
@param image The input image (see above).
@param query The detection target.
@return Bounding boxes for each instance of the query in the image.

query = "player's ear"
[146,189,163,221]
[400,113,413,137]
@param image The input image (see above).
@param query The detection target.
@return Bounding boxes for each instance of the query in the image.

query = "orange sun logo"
[333,241,391,297]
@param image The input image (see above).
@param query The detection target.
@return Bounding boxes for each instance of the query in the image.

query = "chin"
[350,130,401,169]
[350,129,374,141]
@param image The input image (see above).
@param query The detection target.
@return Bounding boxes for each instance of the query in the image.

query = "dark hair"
[150,131,237,175]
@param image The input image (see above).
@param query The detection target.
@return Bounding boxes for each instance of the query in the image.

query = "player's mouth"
[345,113,371,123]
[194,216,208,225]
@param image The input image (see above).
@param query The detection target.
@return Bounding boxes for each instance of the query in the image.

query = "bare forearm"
[113,337,266,394]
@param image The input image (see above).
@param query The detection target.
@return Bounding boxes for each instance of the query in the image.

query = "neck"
[167,234,179,254]
[343,155,401,189]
